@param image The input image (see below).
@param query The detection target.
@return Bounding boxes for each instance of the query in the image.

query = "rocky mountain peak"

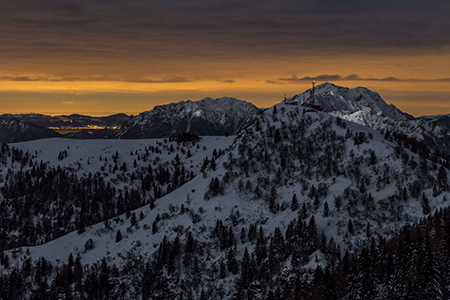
[116,97,261,139]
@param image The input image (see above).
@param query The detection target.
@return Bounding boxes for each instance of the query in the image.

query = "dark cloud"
[0,75,66,82]
[277,74,356,82]
[132,76,191,83]
[1,0,449,64]
[280,74,344,82]
[0,74,191,83]
[275,74,450,83]
[223,80,235,83]
[266,80,281,84]
[8,76,40,82]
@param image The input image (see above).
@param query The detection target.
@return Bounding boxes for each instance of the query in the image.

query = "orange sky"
[1,1,449,117]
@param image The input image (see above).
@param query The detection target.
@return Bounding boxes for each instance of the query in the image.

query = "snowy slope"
[8,136,234,178]
[116,97,261,139]
[0,135,235,251]
[288,82,412,121]
[286,83,450,155]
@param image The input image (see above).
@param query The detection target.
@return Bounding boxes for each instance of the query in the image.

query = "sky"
[1,0,450,117]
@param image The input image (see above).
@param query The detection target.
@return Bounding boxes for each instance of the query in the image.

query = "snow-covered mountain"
[3,102,449,299]
[289,82,412,121]
[0,116,61,143]
[116,97,261,139]
[286,82,450,155]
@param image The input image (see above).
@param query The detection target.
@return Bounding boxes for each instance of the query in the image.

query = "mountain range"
[1,83,450,299]
[0,113,130,143]
[1,113,130,129]
[3,85,450,158]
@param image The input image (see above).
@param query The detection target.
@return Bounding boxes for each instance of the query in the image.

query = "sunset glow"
[1,1,449,116]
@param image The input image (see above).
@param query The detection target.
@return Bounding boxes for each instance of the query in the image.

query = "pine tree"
[210,157,216,171]
[323,201,329,217]
[348,219,354,235]
[438,165,449,191]
[365,222,372,238]
[421,193,431,215]
[334,196,342,211]
[99,257,110,297]
[130,212,138,226]
[314,194,320,211]
[240,227,247,243]
[227,248,239,275]
[369,150,377,165]
[269,186,277,212]
[291,193,299,211]
[240,247,252,288]
[142,262,154,298]
[255,226,267,264]
[115,230,123,243]
[152,219,158,234]
[77,215,85,234]
[219,259,227,279]
[74,255,83,283]
[434,233,450,299]
[299,202,308,220]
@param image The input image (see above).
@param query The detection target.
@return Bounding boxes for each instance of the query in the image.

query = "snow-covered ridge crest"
[116,97,261,139]
[286,82,450,155]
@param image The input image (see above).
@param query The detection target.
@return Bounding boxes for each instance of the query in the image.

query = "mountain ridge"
[116,97,261,139]
[1,112,130,129]
[286,82,450,155]
[3,84,450,154]
[288,82,413,121]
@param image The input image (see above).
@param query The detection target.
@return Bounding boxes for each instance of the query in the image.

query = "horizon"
[1,1,449,118]
[1,81,449,118]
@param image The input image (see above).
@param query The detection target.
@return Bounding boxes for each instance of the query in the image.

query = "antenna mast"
[311,80,316,104]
